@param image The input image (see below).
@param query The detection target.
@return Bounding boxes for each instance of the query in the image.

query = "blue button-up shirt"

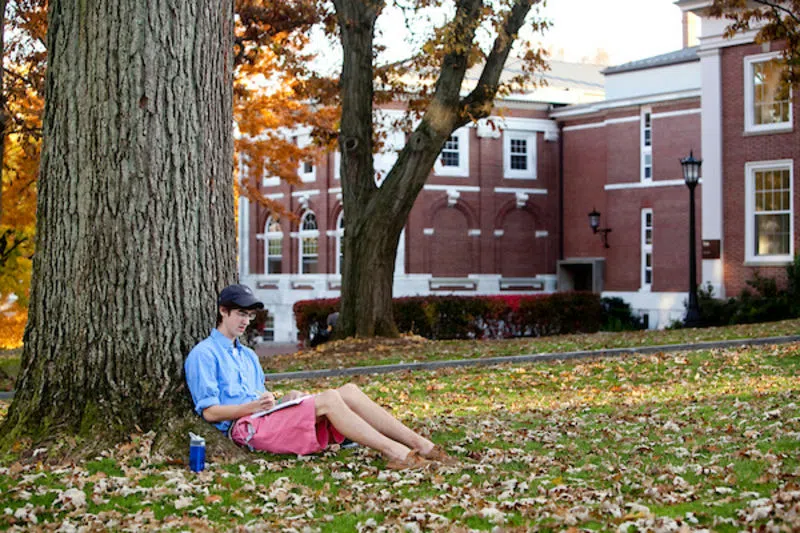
[185,329,266,432]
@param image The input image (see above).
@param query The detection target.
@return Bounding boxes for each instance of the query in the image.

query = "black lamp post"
[588,208,611,248]
[681,150,702,327]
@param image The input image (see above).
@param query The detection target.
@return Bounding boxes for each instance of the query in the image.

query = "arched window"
[335,212,345,275]
[299,211,319,274]
[264,216,282,274]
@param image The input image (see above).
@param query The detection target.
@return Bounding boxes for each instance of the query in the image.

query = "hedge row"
[293,292,607,342]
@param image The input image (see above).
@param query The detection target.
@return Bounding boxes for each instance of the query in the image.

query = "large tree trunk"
[0,0,8,223]
[0,0,237,446]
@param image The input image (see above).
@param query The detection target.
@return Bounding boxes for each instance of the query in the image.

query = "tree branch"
[429,0,484,117]
[754,0,800,25]
[458,0,535,127]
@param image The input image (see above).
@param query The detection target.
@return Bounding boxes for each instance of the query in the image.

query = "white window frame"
[434,127,470,177]
[296,134,316,183]
[334,151,341,181]
[262,310,275,342]
[745,159,794,264]
[503,131,537,180]
[298,211,320,274]
[263,216,283,274]
[335,212,345,275]
[744,52,793,134]
[641,107,652,182]
[641,208,653,291]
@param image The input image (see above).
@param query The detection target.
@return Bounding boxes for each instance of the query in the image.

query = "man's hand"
[253,391,276,412]
[280,390,306,402]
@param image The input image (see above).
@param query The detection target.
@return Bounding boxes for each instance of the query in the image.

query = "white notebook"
[251,395,312,418]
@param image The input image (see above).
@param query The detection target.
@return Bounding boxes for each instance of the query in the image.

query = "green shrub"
[293,292,606,343]
[601,297,645,331]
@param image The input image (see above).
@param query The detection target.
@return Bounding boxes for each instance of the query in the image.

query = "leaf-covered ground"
[0,342,798,531]
[263,318,800,373]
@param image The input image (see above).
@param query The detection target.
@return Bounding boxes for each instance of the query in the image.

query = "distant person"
[184,284,454,469]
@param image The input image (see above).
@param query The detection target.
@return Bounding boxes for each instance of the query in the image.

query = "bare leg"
[314,389,410,461]
[336,383,434,455]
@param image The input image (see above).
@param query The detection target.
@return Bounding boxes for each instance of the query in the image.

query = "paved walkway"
[263,334,800,381]
[1,334,798,398]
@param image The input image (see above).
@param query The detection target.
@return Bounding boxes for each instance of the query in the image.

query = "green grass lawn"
[0,340,798,531]
[262,317,800,373]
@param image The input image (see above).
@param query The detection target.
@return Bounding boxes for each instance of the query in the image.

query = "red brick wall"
[560,98,701,292]
[720,42,800,295]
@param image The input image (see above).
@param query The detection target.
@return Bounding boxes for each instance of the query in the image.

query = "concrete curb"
[263,334,800,382]
[1,335,798,396]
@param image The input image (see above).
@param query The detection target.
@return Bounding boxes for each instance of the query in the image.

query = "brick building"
[239,2,800,341]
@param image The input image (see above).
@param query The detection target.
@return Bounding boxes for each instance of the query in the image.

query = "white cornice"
[551,89,701,120]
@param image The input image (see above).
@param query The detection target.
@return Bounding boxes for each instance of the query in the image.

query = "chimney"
[682,11,700,48]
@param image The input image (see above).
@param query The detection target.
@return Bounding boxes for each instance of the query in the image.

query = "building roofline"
[602,46,700,75]
[549,88,701,119]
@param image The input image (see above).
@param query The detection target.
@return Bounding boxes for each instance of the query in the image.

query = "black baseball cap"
[217,284,264,310]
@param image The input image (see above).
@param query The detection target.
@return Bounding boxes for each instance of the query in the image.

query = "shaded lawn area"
[262,318,800,373]
[0,342,798,531]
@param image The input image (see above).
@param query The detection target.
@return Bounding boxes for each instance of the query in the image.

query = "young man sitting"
[184,284,455,469]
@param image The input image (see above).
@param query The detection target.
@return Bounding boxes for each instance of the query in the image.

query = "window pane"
[755,213,790,255]
[302,257,318,274]
[645,229,652,245]
[302,213,317,231]
[441,151,459,167]
[753,59,791,126]
[511,154,527,170]
[645,270,652,284]
[267,218,281,233]
[302,236,318,255]
[267,257,282,274]
[645,212,652,226]
[268,239,282,255]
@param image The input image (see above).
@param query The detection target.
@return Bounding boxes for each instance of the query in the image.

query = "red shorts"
[229,396,344,456]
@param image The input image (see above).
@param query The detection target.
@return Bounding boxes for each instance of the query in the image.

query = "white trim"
[562,115,640,132]
[262,176,280,188]
[604,179,695,191]
[434,127,470,177]
[700,46,724,297]
[328,187,342,195]
[641,208,653,291]
[238,196,249,277]
[424,184,480,192]
[495,116,559,135]
[494,229,504,237]
[744,159,794,264]
[503,131,537,180]
[744,51,793,134]
[291,189,320,197]
[552,89,701,120]
[265,193,285,200]
[494,187,547,195]
[468,229,481,237]
[263,216,284,275]
[535,230,548,238]
[652,108,701,119]
[335,211,345,275]
[423,228,435,236]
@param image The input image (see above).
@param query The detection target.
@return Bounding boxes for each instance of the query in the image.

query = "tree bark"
[0,0,8,223]
[335,0,535,338]
[0,0,237,445]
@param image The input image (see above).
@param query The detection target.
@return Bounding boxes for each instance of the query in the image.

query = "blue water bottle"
[189,432,206,472]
